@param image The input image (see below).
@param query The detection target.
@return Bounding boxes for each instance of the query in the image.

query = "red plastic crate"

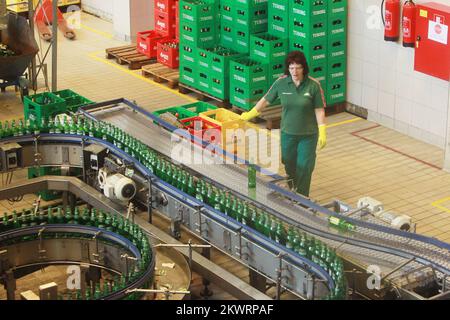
[155,0,177,13]
[136,30,166,58]
[154,9,176,37]
[157,38,180,68]
[180,116,222,147]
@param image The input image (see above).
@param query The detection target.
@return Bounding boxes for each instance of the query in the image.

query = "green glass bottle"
[90,208,98,227]
[29,209,38,226]
[20,209,29,227]
[48,117,55,134]
[235,200,243,223]
[275,220,287,245]
[111,214,118,232]
[219,192,226,213]
[64,207,73,224]
[73,207,79,224]
[256,210,265,234]
[187,175,196,196]
[165,163,172,184]
[241,203,250,226]
[263,213,271,238]
[105,213,112,231]
[98,210,105,229]
[195,184,203,202]
[248,158,256,189]
[46,206,54,224]
[93,283,102,299]
[55,207,64,224]
[12,210,19,228]
[224,194,232,216]
[269,218,277,240]
[214,192,222,211]
[297,232,307,257]
[286,226,296,250]
[2,212,10,231]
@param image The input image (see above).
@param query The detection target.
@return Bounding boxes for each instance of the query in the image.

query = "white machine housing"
[98,168,136,202]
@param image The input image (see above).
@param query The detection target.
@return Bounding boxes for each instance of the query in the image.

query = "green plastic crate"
[290,39,328,64]
[152,106,198,120]
[179,42,197,68]
[328,36,347,59]
[234,27,252,54]
[219,24,235,48]
[179,20,216,47]
[230,57,268,87]
[268,1,290,38]
[53,89,93,111]
[234,3,268,34]
[250,33,288,63]
[267,57,285,83]
[328,12,347,38]
[230,83,266,110]
[328,57,346,82]
[328,0,347,15]
[176,102,218,114]
[179,0,216,24]
[220,0,234,24]
[309,62,327,87]
[179,64,197,87]
[291,15,328,41]
[326,80,346,105]
[23,92,66,122]
[234,0,268,9]
[291,0,327,18]
[197,70,212,93]
[210,47,245,74]
[210,75,229,100]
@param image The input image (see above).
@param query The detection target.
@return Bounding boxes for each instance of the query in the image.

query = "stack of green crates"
[179,0,217,89]
[230,57,268,110]
[267,0,289,38]
[232,0,268,54]
[289,0,328,89]
[326,0,347,105]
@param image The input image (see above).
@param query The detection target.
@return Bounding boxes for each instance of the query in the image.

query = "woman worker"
[240,51,327,197]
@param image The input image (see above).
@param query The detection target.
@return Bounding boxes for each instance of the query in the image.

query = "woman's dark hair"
[284,51,309,76]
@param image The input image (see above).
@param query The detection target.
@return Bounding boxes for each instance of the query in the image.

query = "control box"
[83,144,107,171]
[414,2,450,81]
[0,142,22,172]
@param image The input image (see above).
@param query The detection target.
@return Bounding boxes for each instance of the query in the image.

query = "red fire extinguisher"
[383,0,401,41]
[402,0,416,47]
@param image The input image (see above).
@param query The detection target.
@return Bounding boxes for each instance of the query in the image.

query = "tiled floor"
[1,12,450,242]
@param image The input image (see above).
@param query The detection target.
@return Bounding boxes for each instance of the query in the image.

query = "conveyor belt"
[83,99,450,282]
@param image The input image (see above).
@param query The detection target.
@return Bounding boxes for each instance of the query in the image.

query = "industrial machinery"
[0,12,38,99]
[1,98,450,300]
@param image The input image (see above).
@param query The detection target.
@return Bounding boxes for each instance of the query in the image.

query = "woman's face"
[289,63,304,81]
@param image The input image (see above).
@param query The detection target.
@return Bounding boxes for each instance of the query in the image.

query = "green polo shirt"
[264,75,325,135]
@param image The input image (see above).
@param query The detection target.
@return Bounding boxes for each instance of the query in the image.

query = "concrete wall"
[347,0,450,148]
[82,0,114,21]
[82,0,154,42]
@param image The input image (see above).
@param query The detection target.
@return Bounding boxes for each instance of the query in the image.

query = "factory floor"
[1,11,450,246]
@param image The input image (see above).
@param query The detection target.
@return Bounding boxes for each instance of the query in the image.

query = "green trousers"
[281,132,318,197]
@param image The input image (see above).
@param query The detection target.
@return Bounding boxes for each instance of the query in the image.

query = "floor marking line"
[431,197,450,214]
[80,24,113,39]
[326,117,363,129]
[351,125,442,170]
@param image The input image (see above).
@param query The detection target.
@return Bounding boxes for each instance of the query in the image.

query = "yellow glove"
[240,107,260,121]
[318,124,327,150]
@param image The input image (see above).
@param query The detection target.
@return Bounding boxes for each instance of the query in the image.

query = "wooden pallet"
[325,102,346,116]
[178,83,231,108]
[141,63,179,88]
[105,45,156,70]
